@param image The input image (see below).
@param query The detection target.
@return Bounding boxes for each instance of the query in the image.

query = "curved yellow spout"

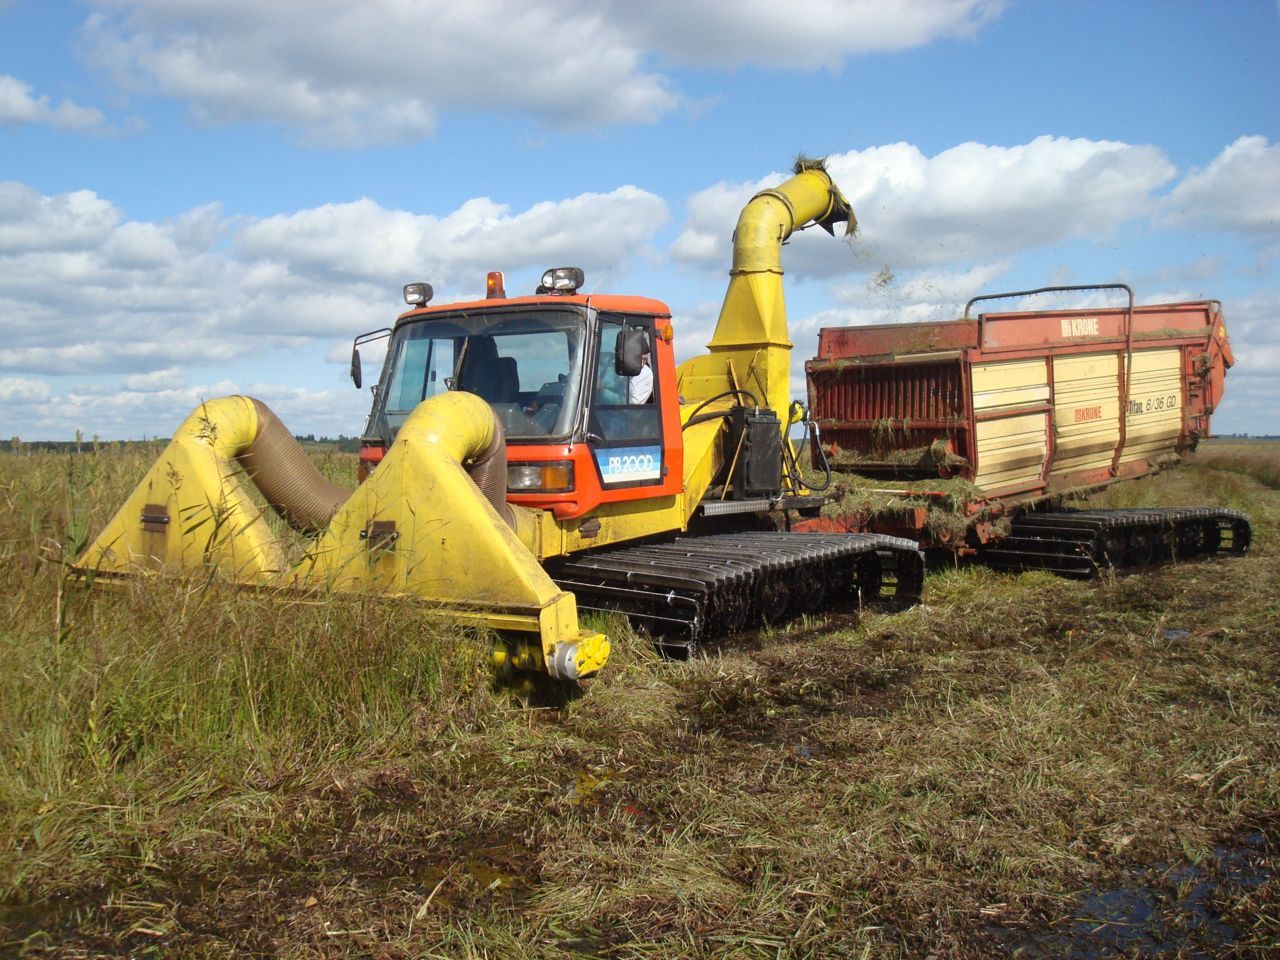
[298,391,608,679]
[676,159,856,493]
[730,160,855,277]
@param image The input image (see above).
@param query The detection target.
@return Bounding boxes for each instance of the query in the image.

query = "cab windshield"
[379,309,586,440]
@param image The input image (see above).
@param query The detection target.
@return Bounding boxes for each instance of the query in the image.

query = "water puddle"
[995,831,1273,958]
[1,891,114,956]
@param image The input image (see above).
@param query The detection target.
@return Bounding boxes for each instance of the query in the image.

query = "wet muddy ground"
[5,781,1274,959]
[988,828,1276,958]
[3,458,1278,958]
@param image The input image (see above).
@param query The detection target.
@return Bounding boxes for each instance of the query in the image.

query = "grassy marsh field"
[0,441,1276,958]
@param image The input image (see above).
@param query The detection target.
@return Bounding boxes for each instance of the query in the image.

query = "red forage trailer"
[800,285,1249,570]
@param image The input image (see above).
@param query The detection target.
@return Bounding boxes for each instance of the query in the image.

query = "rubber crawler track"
[546,531,924,655]
[979,507,1251,577]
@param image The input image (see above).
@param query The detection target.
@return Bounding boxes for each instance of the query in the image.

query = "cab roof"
[395,293,673,327]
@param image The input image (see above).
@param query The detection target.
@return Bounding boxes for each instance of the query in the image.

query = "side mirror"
[615,327,646,377]
[351,326,392,390]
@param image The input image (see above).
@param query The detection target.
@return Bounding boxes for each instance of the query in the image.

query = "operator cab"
[354,269,683,520]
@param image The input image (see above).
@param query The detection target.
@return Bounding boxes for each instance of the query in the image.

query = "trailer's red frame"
[800,286,1235,548]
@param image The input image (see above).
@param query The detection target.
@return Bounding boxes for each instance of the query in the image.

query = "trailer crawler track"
[547,531,924,655]
[979,507,1251,577]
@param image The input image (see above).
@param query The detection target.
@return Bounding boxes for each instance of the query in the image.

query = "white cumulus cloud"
[121,367,187,391]
[673,137,1178,279]
[0,377,52,404]
[81,0,1004,145]
[825,261,1013,322]
[1204,288,1280,435]
[0,178,670,435]
[0,182,120,253]
[601,0,1004,68]
[0,74,105,131]
[0,180,667,380]
[1163,136,1280,238]
[237,187,668,287]
[82,0,674,145]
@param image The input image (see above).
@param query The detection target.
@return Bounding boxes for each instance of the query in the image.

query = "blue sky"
[1,0,1277,439]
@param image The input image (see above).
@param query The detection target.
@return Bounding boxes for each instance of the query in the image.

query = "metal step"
[697,495,827,517]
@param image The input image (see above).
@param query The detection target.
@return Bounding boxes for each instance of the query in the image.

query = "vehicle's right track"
[545,531,924,655]
[978,506,1251,577]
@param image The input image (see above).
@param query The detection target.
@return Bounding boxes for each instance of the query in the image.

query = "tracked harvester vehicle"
[76,161,925,681]
[76,160,1250,681]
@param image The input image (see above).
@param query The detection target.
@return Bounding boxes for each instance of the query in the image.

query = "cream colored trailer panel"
[1122,348,1183,463]
[1126,346,1185,414]
[972,358,1051,412]
[1047,347,1183,482]
[971,355,1050,490]
[974,412,1050,489]
[970,348,1186,492]
[1052,353,1122,477]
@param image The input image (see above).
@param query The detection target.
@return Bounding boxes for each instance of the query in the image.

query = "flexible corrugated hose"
[239,399,353,533]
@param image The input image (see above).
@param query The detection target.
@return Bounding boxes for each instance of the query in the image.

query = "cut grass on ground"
[0,443,1277,958]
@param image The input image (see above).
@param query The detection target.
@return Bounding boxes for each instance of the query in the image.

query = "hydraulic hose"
[682,389,761,431]
[796,418,833,493]
[465,413,516,529]
[238,394,514,533]
[779,401,832,495]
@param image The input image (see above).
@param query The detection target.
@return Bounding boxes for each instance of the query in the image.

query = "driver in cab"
[628,348,652,404]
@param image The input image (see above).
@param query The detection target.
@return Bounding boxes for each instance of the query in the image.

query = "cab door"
[506,310,683,520]
[583,313,681,506]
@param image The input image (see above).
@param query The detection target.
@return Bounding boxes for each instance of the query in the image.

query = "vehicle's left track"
[545,531,924,655]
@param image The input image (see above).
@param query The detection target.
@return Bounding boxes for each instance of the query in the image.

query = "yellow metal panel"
[295,392,605,673]
[1040,347,1185,478]
[972,358,1048,391]
[677,410,729,517]
[1128,348,1181,375]
[1053,353,1116,381]
[1121,348,1183,465]
[975,413,1045,441]
[562,495,686,554]
[680,274,794,434]
[84,392,609,678]
[688,163,852,443]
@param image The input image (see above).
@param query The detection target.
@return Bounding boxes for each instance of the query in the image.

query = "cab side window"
[591,317,660,446]
[387,334,453,422]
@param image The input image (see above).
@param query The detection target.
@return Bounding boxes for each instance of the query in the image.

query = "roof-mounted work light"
[403,282,434,306]
[537,267,584,295]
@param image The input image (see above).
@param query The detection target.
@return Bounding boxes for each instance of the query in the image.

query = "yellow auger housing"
[295,392,607,680]
[75,392,608,680]
[77,395,293,581]
[678,158,853,423]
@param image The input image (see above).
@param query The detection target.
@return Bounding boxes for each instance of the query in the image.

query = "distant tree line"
[290,435,363,452]
[2,435,365,453]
